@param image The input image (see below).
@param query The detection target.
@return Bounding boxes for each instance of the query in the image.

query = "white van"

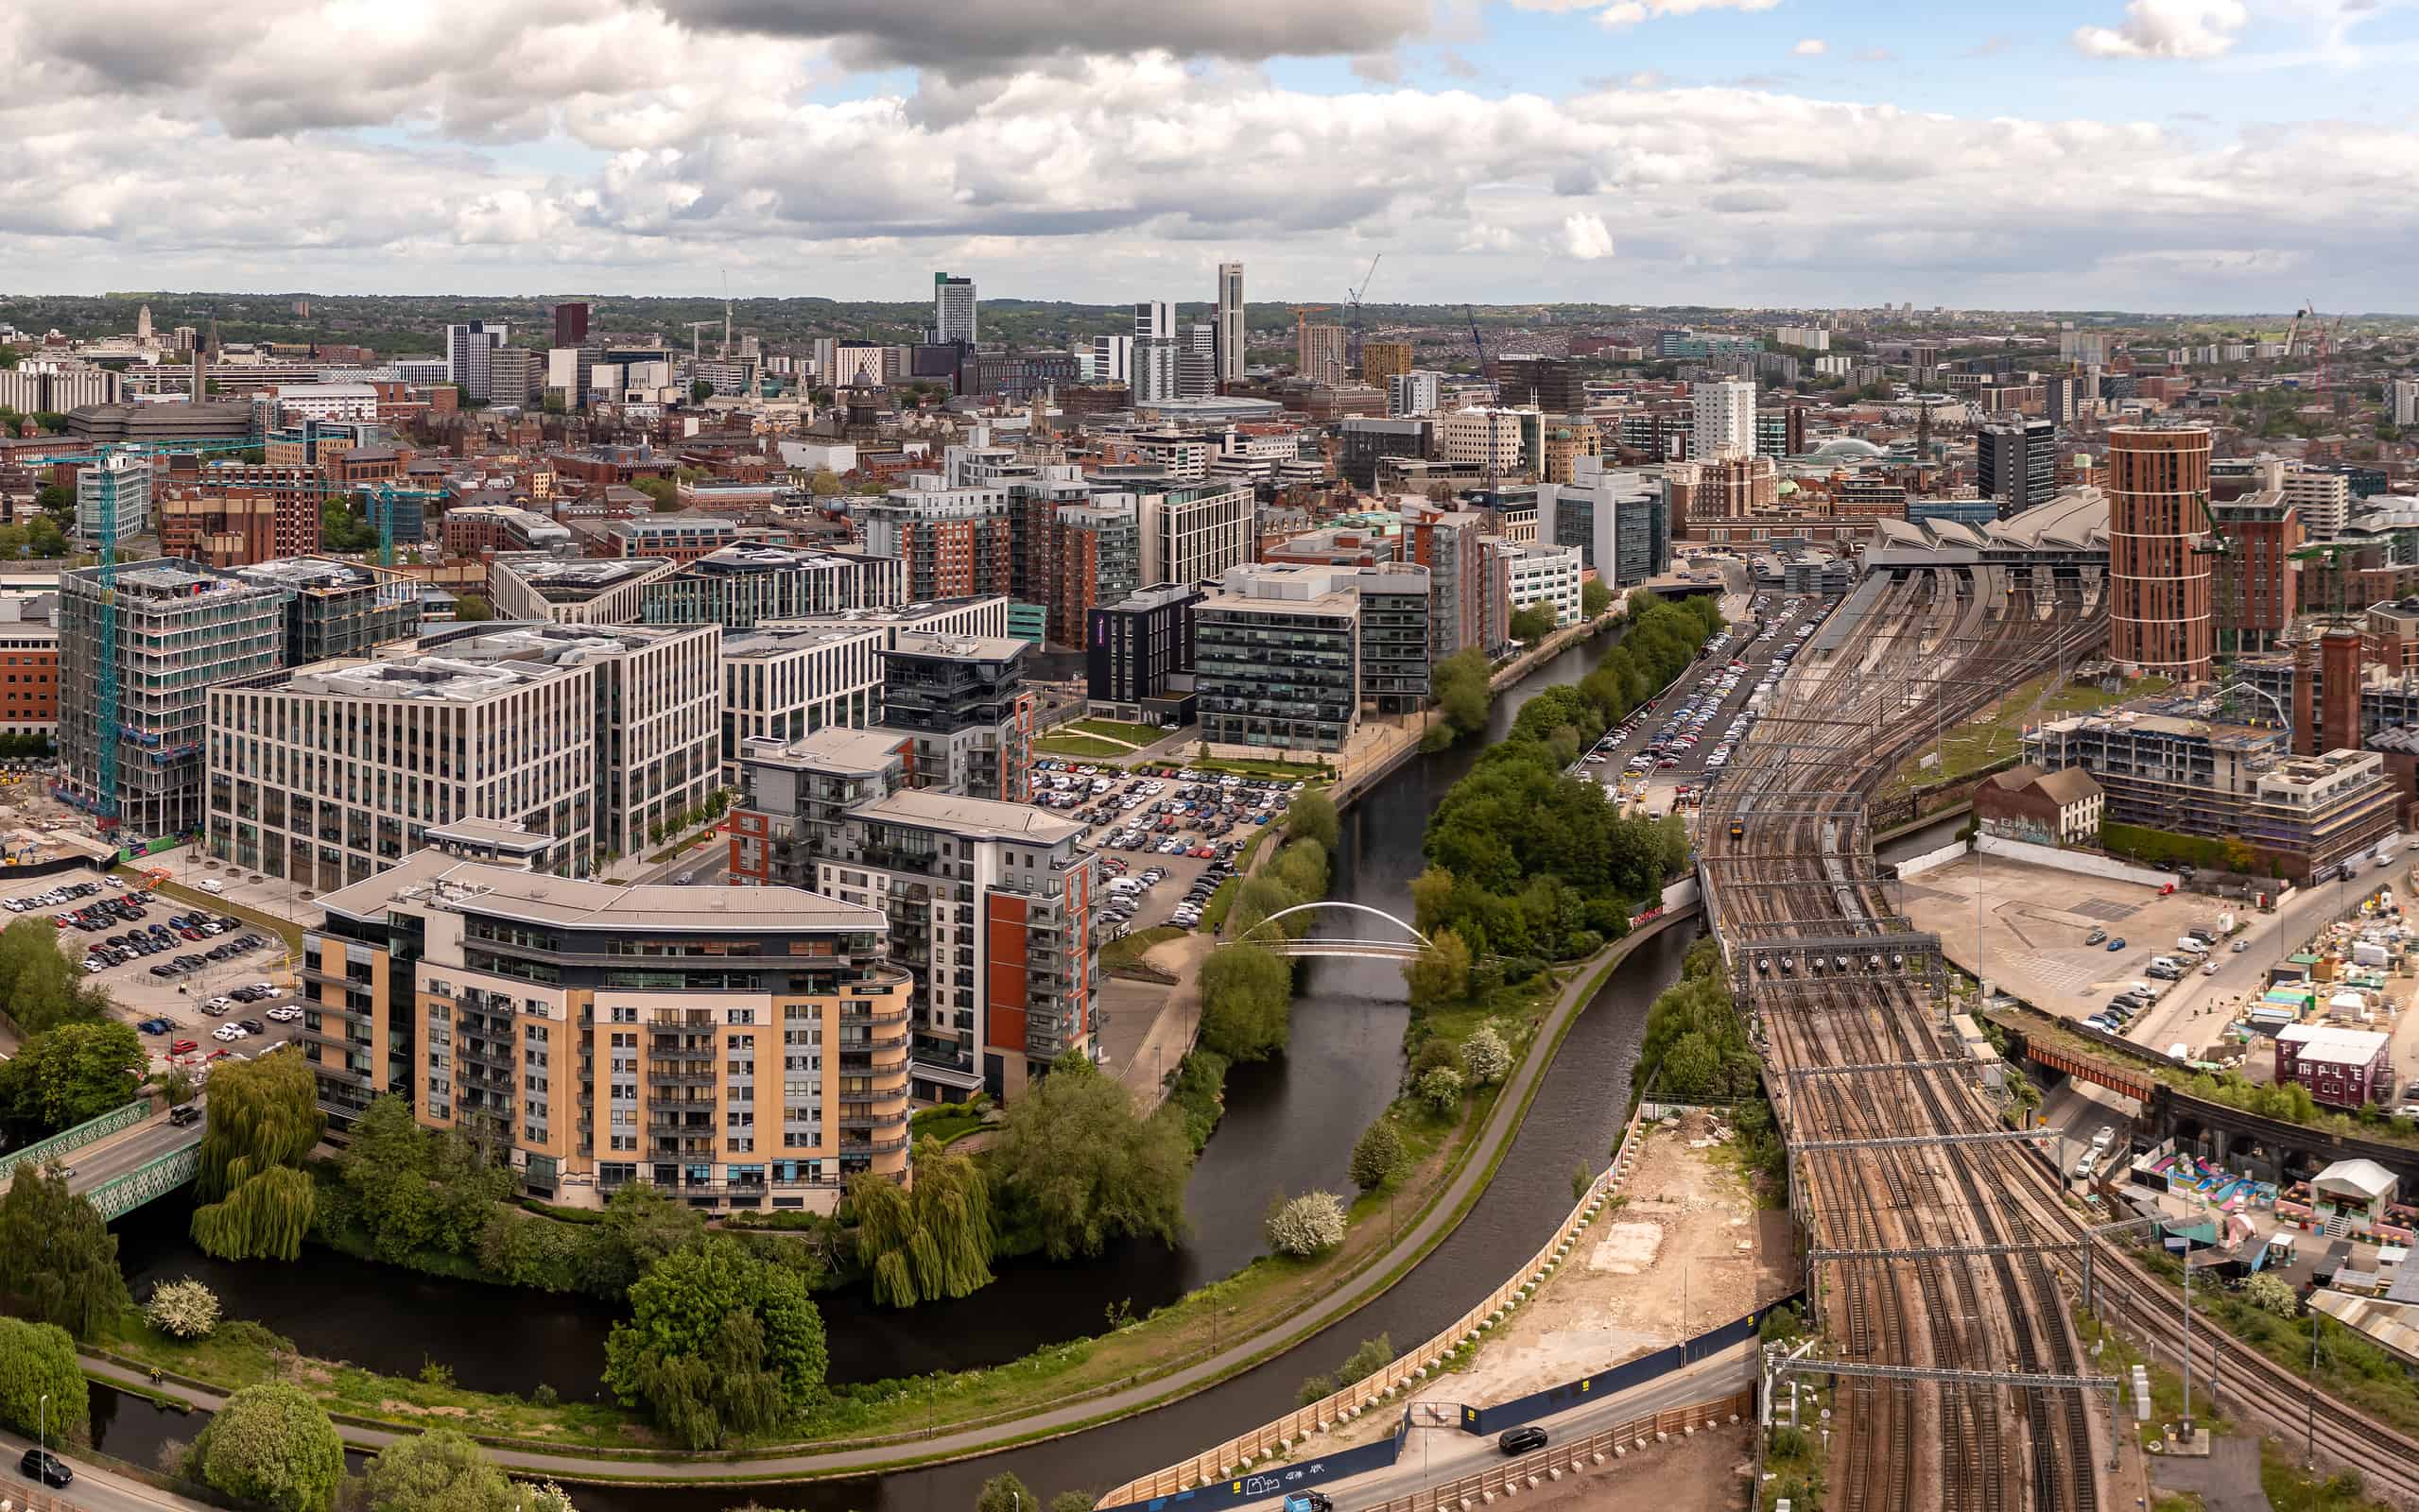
[2150,955,2182,972]
[2176,936,2209,957]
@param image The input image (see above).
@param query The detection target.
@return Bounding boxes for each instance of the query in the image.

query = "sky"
[1,0,2415,312]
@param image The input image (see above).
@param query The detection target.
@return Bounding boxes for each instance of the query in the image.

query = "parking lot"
[0,869,304,1073]
[1582,591,1834,810]
[1031,759,1300,937]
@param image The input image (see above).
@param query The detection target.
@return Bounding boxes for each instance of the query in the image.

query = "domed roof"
[1809,438,1885,459]
[1776,480,1799,497]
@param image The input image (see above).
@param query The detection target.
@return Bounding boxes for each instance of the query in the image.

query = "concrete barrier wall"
[1975,833,2172,888]
[1893,841,1969,880]
[1095,1101,1657,1508]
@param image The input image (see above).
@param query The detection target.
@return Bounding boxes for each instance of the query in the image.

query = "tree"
[1198,942,1292,1062]
[1433,648,1491,738]
[1417,1065,1464,1115]
[453,593,495,623]
[604,1237,828,1448]
[991,1051,1192,1260]
[1285,787,1339,850]
[358,1429,517,1512]
[1510,602,1560,644]
[1266,1191,1348,1256]
[145,1277,222,1339]
[0,1318,87,1443]
[192,1051,322,1261]
[1581,580,1614,620]
[1460,1023,1512,1087]
[0,917,104,1034]
[1402,927,1472,1009]
[0,1162,130,1337]
[1350,1116,1408,1190]
[190,1383,344,1512]
[808,469,844,498]
[976,1473,1037,1512]
[632,476,679,511]
[35,483,73,521]
[1048,1495,1097,1512]
[690,379,715,404]
[335,1094,509,1263]
[847,1137,994,1308]
[0,1019,144,1143]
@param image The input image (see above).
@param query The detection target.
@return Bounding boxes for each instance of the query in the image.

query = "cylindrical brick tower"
[2107,425,2214,681]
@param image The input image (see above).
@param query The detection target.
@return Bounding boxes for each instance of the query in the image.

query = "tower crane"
[682,320,717,363]
[354,482,451,569]
[1346,254,1383,366]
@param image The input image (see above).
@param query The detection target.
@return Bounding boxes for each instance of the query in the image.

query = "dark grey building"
[1085,581,1201,723]
[1353,567,1430,714]
[1339,418,1429,490]
[1978,418,2057,519]
[233,558,424,662]
[1195,565,1361,754]
[874,633,1032,802]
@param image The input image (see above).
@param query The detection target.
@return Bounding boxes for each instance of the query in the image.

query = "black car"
[20,1448,72,1487]
[1498,1425,1549,1455]
[238,1018,265,1036]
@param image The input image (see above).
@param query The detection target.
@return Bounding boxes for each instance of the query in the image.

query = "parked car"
[170,1039,198,1056]
[2105,937,2126,952]
[2084,927,2107,945]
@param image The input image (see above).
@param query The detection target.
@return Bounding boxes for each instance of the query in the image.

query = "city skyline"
[0,1,2411,309]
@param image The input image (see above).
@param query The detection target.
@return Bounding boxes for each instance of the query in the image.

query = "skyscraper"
[1133,301,1175,341]
[1132,301,1179,404]
[1216,262,1245,386]
[1298,324,1346,387]
[1977,418,2057,519]
[934,272,977,345]
[552,301,590,348]
[1690,379,1755,460]
[445,320,510,403]
[2107,425,2213,681]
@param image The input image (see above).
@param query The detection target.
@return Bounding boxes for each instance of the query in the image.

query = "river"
[94,629,1699,1509]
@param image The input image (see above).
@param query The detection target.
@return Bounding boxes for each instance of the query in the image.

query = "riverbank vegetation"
[192,1051,324,1262]
[1633,937,1787,1194]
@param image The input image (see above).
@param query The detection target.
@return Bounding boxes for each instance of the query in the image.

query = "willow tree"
[192,1053,323,1261]
[846,1139,993,1307]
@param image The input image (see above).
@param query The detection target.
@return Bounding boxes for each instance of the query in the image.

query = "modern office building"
[1355,566,1431,714]
[769,594,1011,649]
[1216,262,1246,385]
[552,301,590,348]
[876,633,1033,802]
[603,515,740,564]
[77,447,150,547]
[1195,563,1362,754]
[933,272,977,345]
[1339,418,1429,491]
[2283,466,2354,542]
[717,624,886,782]
[412,621,723,858]
[731,735,1097,1102]
[1497,541,1584,628]
[305,850,910,1206]
[441,505,573,558]
[1547,459,1669,587]
[445,321,510,404]
[1496,355,1581,413]
[487,554,682,626]
[1978,418,2058,520]
[2107,425,2215,681]
[1389,370,1442,418]
[233,558,423,662]
[1690,380,1756,459]
[1138,481,1253,587]
[1086,582,1203,724]
[639,546,907,629]
[1435,408,1525,478]
[206,645,599,887]
[59,560,287,836]
[861,480,1014,601]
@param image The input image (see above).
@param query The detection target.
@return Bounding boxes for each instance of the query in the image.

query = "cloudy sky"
[1,0,2412,311]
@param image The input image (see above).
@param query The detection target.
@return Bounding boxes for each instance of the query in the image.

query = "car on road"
[1281,1495,1333,1512]
[2202,960,2220,975]
[169,1104,202,1126]
[2105,937,2126,952]
[1498,1425,1549,1455]
[19,1449,72,1487]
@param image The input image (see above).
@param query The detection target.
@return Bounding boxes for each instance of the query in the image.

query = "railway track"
[1706,565,2419,1508]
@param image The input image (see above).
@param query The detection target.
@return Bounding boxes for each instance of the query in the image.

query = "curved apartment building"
[2107,424,2215,682]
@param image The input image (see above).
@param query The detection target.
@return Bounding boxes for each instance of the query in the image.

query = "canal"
[95,628,1700,1508]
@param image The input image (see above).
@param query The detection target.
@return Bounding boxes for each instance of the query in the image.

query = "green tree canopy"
[1199,942,1293,1062]
[452,593,495,623]
[0,1019,144,1143]
[192,1050,323,1261]
[320,500,380,553]
[1284,787,1339,850]
[604,1237,828,1448]
[191,1383,345,1512]
[976,1473,1037,1512]
[0,1317,88,1442]
[632,476,679,510]
[1401,926,1472,1009]
[0,916,107,1034]
[847,1137,995,1308]
[358,1429,517,1512]
[1581,580,1614,619]
[0,1162,129,1337]
[992,1051,1192,1261]
[334,1094,510,1263]
[1433,648,1491,740]
[1510,602,1560,644]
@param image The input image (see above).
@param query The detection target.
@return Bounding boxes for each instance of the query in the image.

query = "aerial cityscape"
[7,4,2419,1512]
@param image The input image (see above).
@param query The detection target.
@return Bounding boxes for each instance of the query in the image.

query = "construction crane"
[1464,304,1495,393]
[354,482,450,568]
[682,320,717,363]
[1345,254,1383,366]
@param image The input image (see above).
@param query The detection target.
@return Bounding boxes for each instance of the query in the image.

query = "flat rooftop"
[233,557,385,593]
[722,624,885,659]
[492,553,673,596]
[683,544,868,575]
[740,727,909,773]
[320,854,885,935]
[280,654,573,702]
[855,787,1084,843]
[886,632,1028,662]
[416,621,705,662]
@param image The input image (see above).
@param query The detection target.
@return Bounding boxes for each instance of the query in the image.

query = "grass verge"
[117,868,305,954]
[1101,924,1184,975]
[1033,735,1132,760]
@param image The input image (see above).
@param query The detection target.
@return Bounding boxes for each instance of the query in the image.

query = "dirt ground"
[1515,1423,1754,1512]
[1327,1112,1788,1448]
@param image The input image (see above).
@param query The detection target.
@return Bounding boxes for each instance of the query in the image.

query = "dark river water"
[94,628,1700,1509]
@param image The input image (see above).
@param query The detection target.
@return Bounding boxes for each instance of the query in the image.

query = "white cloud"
[1563,212,1616,260]
[2072,0,2250,59]
[1595,0,1782,24]
[1791,38,1827,55]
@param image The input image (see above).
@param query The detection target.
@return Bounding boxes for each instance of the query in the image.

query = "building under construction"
[58,559,287,839]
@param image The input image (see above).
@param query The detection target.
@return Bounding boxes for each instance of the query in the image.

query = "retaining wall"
[1892,840,1969,880]
[1974,833,2172,888]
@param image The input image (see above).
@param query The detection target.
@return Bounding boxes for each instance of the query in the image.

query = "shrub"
[1417,1065,1464,1115]
[145,1278,223,1340]
[1460,1024,1511,1087]
[190,1383,344,1512]
[1266,1191,1348,1257]
[1349,1118,1407,1191]
[2243,1274,2300,1318]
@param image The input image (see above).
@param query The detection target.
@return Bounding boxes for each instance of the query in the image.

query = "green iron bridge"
[1,1096,205,1221]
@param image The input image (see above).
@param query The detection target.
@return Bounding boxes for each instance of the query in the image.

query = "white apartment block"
[1691,380,1756,460]
[769,593,1011,649]
[1773,325,1830,352]
[2281,466,2353,541]
[1139,482,1253,587]
[487,554,682,626]
[1436,408,1525,476]
[76,448,150,546]
[267,383,380,421]
[2393,379,2419,429]
[717,625,887,782]
[207,651,598,889]
[1130,430,1211,482]
[1086,335,1134,385]
[1389,370,1442,417]
[1499,541,1584,627]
